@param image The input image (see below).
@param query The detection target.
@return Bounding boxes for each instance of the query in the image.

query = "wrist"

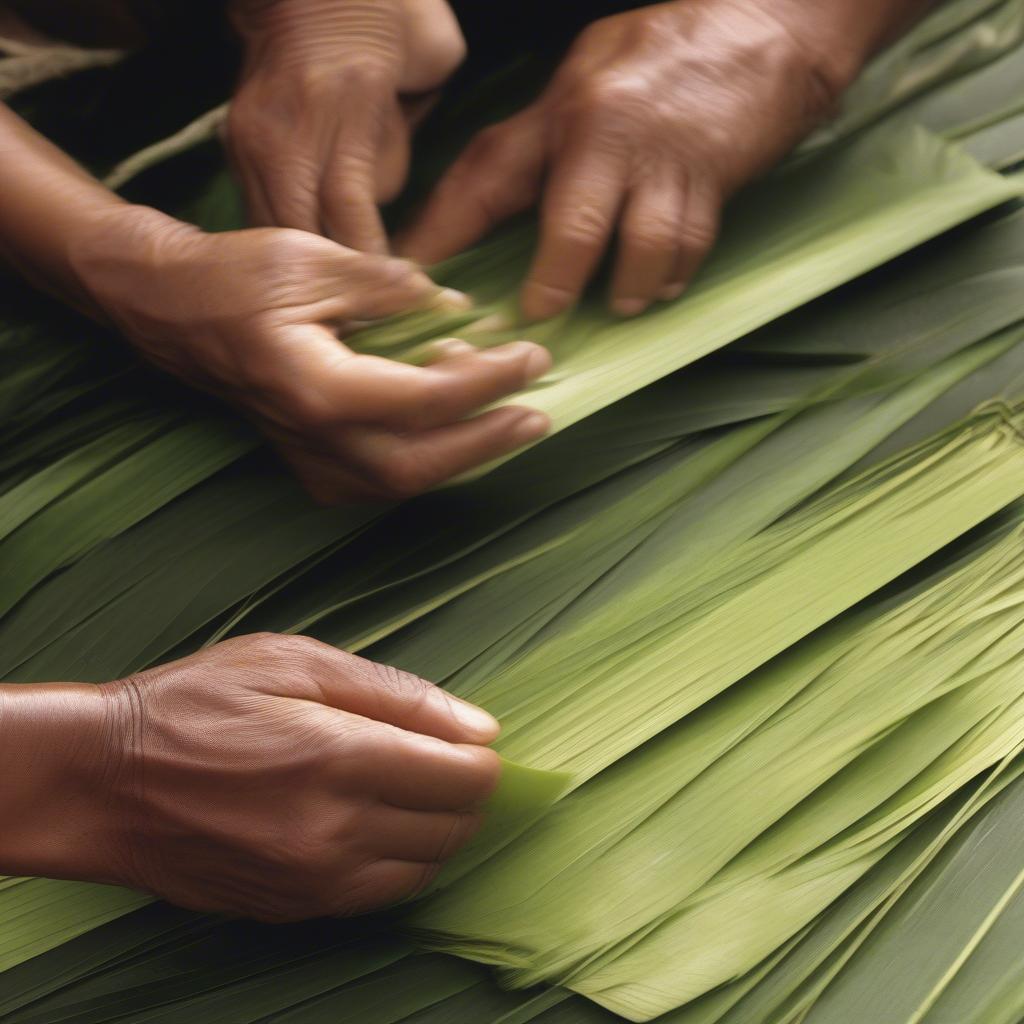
[0,683,117,882]
[66,203,203,340]
[230,0,403,75]
[753,0,932,99]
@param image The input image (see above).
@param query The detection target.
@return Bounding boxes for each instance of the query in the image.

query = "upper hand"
[73,209,550,503]
[227,0,466,252]
[2,635,502,920]
[398,0,854,319]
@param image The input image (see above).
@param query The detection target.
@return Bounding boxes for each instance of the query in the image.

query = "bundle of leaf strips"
[3,214,1024,1007]
[5,329,1024,984]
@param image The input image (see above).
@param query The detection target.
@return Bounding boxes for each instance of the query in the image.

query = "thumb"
[308,641,500,744]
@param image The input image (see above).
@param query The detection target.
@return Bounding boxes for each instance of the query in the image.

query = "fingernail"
[518,342,553,380]
[449,696,500,739]
[659,282,686,301]
[430,337,477,358]
[430,288,473,311]
[611,297,648,317]
[511,410,551,445]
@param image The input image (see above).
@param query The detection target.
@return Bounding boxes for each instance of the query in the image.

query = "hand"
[227,0,466,251]
[398,0,858,319]
[72,208,551,502]
[0,635,502,920]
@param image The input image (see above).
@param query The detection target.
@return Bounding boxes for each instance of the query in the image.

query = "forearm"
[227,0,462,88]
[0,103,181,321]
[0,682,112,881]
[228,0,405,67]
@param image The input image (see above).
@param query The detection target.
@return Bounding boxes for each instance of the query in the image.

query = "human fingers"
[520,138,627,321]
[395,114,546,265]
[609,170,686,315]
[363,806,482,861]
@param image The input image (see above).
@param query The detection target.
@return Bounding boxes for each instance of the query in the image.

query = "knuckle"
[329,143,378,185]
[239,631,320,668]
[462,745,502,797]
[372,660,435,711]
[265,168,322,227]
[256,228,319,269]
[678,217,718,256]
[574,75,646,119]
[573,17,608,48]
[241,630,291,656]
[625,216,677,255]
[394,375,445,433]
[376,256,423,292]
[558,203,613,248]
[241,228,317,280]
[287,632,333,665]
[364,370,440,434]
[471,185,519,229]
[408,861,441,900]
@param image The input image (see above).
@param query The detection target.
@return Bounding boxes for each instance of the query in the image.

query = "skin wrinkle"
[100,677,152,892]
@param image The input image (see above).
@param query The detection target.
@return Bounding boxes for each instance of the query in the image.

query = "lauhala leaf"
[799,760,1024,1024]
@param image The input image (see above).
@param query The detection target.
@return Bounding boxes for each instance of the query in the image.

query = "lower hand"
[0,635,501,920]
[72,208,551,502]
[398,0,856,320]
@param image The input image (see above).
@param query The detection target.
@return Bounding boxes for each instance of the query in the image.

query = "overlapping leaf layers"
[3,1,1024,1022]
